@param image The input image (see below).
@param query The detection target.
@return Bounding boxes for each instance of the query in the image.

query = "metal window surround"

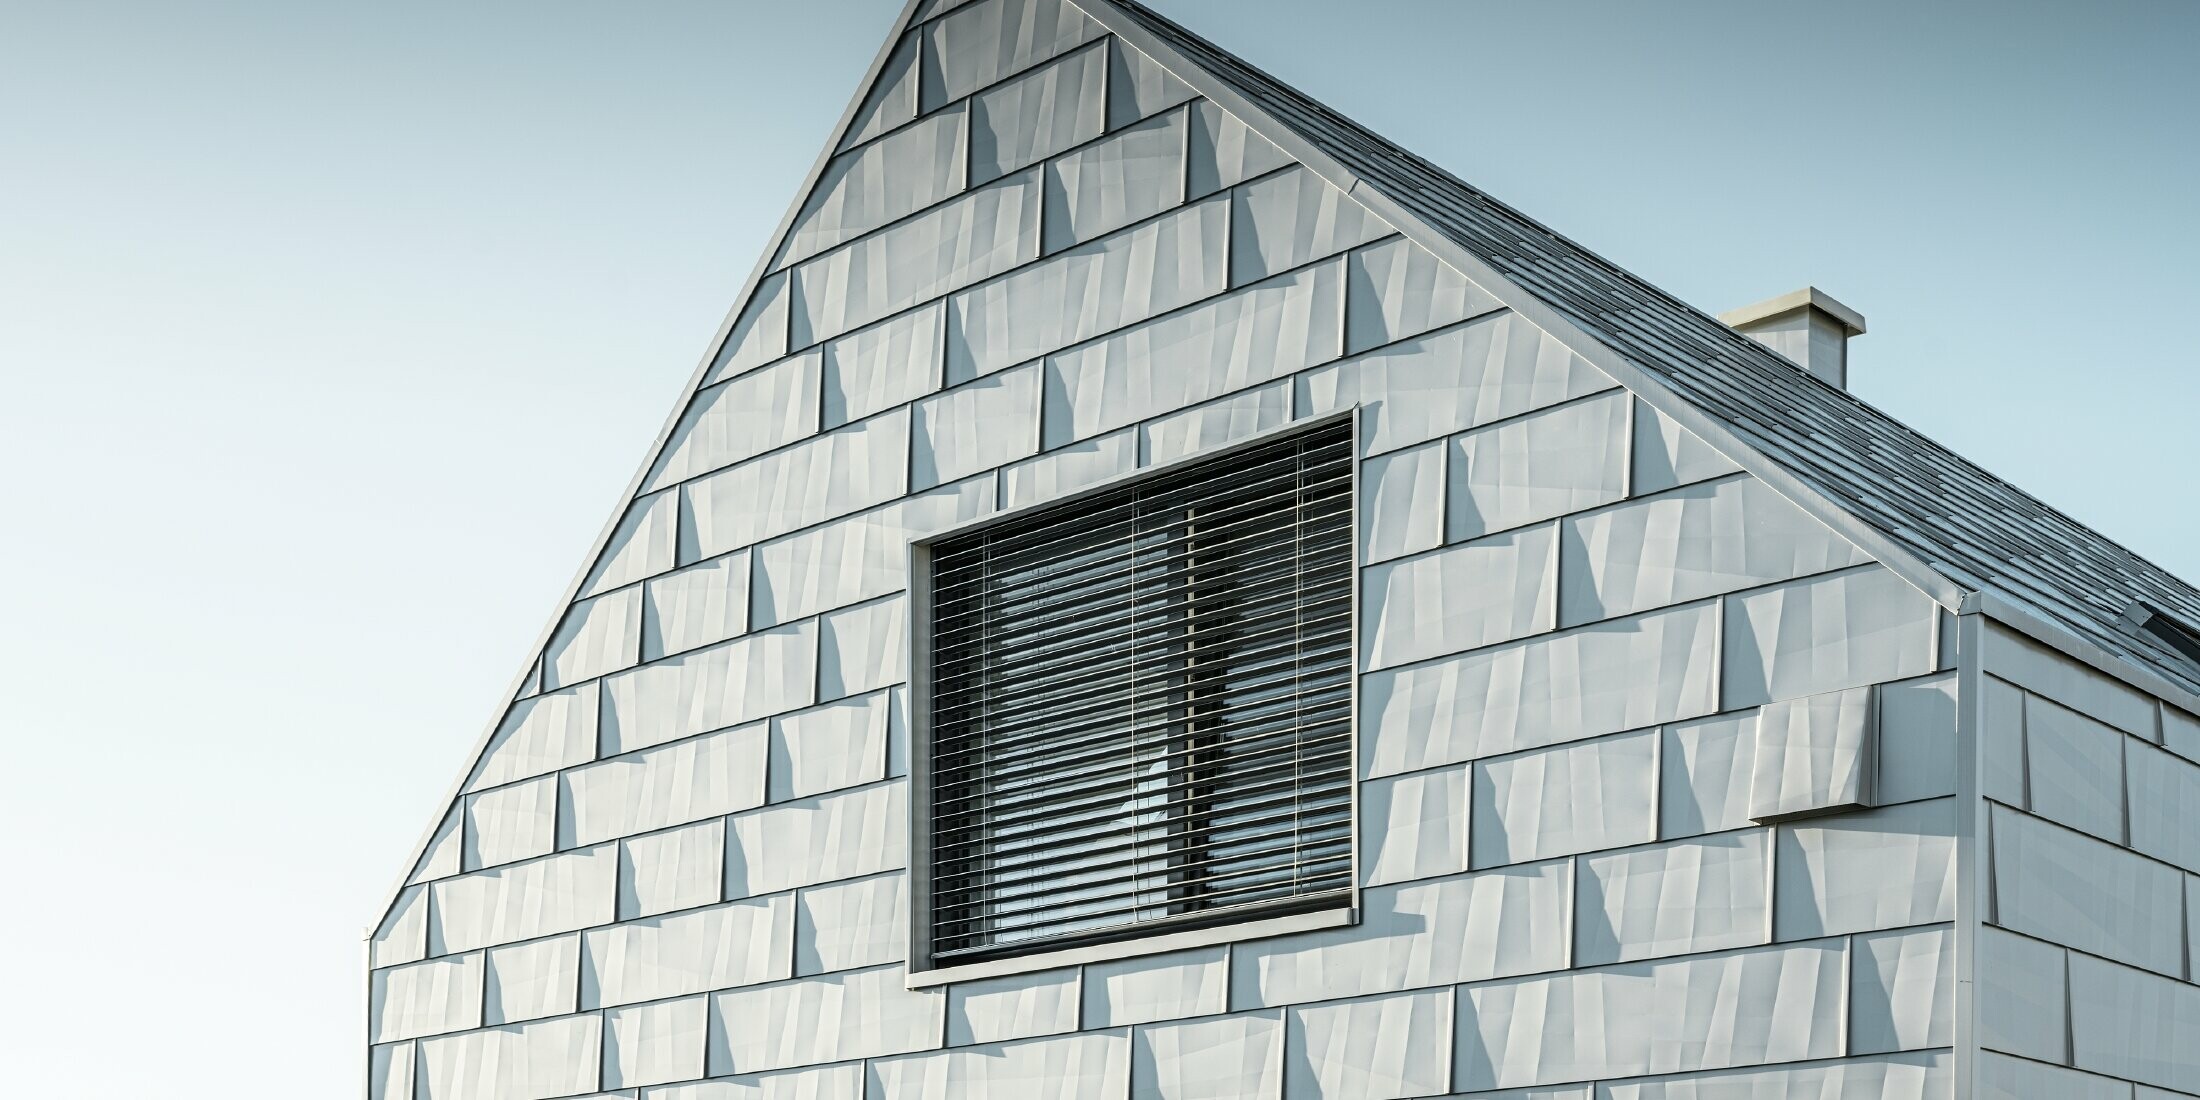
[909,416,1358,973]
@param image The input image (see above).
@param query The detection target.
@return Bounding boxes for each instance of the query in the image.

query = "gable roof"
[1084,0,2200,702]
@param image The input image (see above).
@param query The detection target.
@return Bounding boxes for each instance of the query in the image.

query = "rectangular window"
[915,418,1357,967]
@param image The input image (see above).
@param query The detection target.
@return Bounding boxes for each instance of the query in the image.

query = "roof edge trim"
[1071,0,1966,613]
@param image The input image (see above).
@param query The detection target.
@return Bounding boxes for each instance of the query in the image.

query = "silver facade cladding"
[367,0,2200,1096]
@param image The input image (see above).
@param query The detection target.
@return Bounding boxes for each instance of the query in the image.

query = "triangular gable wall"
[365,6,1994,1095]
[367,0,1927,957]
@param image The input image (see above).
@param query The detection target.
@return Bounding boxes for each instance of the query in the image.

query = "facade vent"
[2138,607,2200,667]
[915,418,1356,965]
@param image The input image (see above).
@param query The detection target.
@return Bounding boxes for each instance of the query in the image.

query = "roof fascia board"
[365,0,934,934]
[1962,589,2200,719]
[1070,0,1967,615]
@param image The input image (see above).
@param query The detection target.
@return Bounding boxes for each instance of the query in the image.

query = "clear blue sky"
[1,0,2193,1093]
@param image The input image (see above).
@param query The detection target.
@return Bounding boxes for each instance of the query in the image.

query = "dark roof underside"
[1104,0,2200,700]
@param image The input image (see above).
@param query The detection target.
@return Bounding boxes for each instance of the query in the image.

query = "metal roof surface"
[1093,0,2200,701]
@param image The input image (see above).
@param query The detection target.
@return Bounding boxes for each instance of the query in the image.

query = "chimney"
[1718,287,1866,389]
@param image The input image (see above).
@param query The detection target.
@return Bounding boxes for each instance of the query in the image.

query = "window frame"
[905,411,1363,988]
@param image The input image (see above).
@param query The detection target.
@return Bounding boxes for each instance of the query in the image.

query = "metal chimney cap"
[1718,286,1866,336]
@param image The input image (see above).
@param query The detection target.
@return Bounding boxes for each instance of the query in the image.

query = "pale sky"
[1,0,2194,1094]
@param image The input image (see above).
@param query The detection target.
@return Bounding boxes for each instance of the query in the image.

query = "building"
[363,0,2200,1096]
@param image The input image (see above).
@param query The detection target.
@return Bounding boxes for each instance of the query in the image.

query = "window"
[913,418,1357,969]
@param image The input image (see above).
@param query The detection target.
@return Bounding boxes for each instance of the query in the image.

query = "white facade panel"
[1138,379,1292,467]
[821,303,946,431]
[1186,99,1290,199]
[1360,439,1445,565]
[1448,392,1630,542]
[1228,164,1389,286]
[1975,1052,2136,1100]
[1471,730,1657,867]
[1131,1010,1283,1100]
[783,106,967,269]
[1975,925,2068,1064]
[1363,524,1559,671]
[1876,672,1959,806]
[1298,312,1616,458]
[790,168,1040,348]
[2128,738,2200,872]
[1559,475,1868,628]
[947,967,1080,1046]
[969,42,1104,183]
[911,364,1042,487]
[819,595,909,701]
[1232,860,1570,1009]
[1104,39,1194,130]
[1658,711,1758,840]
[951,196,1224,383]
[771,691,892,803]
[919,0,1099,110]
[1345,236,1502,356]
[584,489,681,597]
[842,29,917,150]
[707,272,790,386]
[2025,693,2128,842]
[999,429,1135,510]
[1043,257,1342,447]
[681,411,911,562]
[644,553,750,663]
[1575,830,1771,966]
[430,844,618,955]
[465,775,558,871]
[1980,675,2028,807]
[582,894,795,1008]
[417,1014,604,1100]
[1360,764,1471,887]
[469,684,599,793]
[1285,987,1453,1099]
[867,1029,1129,1099]
[725,781,908,898]
[561,722,768,850]
[1979,622,2158,739]
[374,884,430,968]
[796,872,908,976]
[647,351,823,492]
[1454,939,1848,1091]
[605,995,710,1089]
[1083,946,1228,1029]
[484,933,581,1026]
[601,622,816,756]
[1772,798,1956,940]
[707,964,944,1075]
[1597,1051,1951,1099]
[545,587,642,691]
[1363,600,1719,777]
[750,478,994,629]
[1045,107,1188,253]
[2068,952,2200,1094]
[1849,925,1954,1055]
[619,819,728,922]
[1720,566,1938,709]
[1990,805,2185,977]
[372,952,484,1043]
[1628,400,1741,497]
